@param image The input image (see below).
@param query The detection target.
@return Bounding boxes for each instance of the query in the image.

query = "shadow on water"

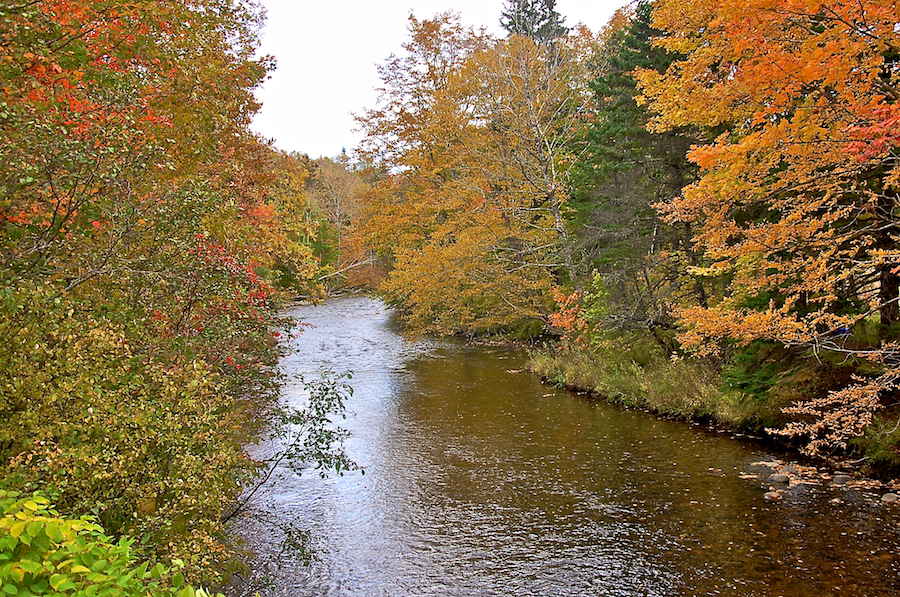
[227,297,900,597]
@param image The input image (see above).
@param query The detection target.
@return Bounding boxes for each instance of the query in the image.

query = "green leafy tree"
[500,0,568,45]
[566,2,702,351]
[0,490,220,597]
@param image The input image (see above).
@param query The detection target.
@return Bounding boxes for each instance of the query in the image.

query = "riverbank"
[528,338,900,481]
[529,340,781,430]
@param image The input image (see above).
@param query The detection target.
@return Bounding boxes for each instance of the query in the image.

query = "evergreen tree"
[566,1,703,345]
[500,0,568,44]
[572,1,690,202]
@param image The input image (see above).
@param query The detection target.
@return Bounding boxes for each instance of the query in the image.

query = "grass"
[529,336,784,432]
[854,408,900,475]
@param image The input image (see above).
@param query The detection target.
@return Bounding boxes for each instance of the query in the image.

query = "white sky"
[251,0,630,159]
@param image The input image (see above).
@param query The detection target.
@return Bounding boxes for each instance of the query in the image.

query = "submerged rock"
[882,493,899,503]
[769,473,790,484]
[833,474,852,485]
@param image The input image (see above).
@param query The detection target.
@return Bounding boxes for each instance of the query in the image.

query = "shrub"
[0,490,220,597]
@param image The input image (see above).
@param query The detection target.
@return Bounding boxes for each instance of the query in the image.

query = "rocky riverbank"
[736,459,900,503]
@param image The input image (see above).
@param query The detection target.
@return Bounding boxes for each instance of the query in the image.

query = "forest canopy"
[356,0,900,468]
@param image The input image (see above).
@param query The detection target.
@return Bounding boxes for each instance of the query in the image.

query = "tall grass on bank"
[530,337,780,431]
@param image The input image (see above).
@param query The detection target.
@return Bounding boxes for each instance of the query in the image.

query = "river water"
[228,297,900,597]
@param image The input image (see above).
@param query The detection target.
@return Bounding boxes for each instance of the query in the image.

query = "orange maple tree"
[636,0,900,454]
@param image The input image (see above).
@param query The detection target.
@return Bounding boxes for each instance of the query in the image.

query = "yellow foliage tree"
[357,14,593,335]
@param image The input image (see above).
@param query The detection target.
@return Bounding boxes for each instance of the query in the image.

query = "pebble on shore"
[750,460,900,502]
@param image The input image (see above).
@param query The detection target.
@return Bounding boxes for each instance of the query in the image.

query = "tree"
[357,14,593,335]
[462,28,595,282]
[636,0,900,454]
[357,14,545,334]
[0,0,330,585]
[308,156,371,286]
[500,0,568,45]
[565,1,702,351]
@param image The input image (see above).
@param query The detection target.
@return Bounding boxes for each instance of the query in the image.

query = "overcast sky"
[250,0,630,160]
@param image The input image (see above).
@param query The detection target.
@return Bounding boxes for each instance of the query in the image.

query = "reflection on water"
[228,297,900,597]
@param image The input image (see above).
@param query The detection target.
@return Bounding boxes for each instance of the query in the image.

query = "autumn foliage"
[356,1,900,463]
[0,0,331,586]
[356,14,594,336]
[633,0,900,456]
[10,1,896,582]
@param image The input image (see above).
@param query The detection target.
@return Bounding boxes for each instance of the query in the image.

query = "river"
[227,297,900,597]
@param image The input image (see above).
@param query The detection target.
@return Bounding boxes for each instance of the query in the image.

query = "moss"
[509,318,547,340]
[721,340,788,402]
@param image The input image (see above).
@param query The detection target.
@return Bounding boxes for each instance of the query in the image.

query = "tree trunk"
[877,190,899,329]
[682,221,708,308]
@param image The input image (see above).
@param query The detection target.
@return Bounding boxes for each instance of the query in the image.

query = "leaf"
[8,523,24,539]
[16,561,42,575]
[57,580,76,592]
[44,522,59,540]
[49,574,68,590]
[25,522,42,539]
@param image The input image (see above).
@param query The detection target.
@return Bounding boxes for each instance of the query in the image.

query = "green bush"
[0,490,220,597]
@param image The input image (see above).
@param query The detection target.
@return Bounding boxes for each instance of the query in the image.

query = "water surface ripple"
[228,297,900,597]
